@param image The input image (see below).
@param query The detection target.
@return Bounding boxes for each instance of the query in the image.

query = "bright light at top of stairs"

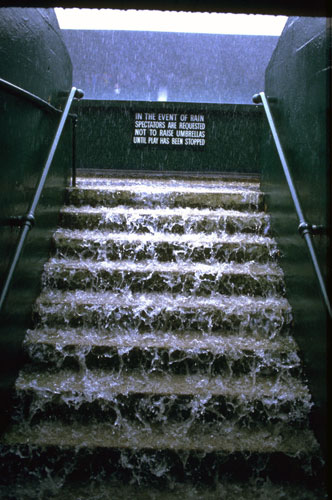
[55,9,288,36]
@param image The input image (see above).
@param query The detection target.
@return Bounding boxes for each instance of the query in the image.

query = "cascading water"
[0,173,326,499]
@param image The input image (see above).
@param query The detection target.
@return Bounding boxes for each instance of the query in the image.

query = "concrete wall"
[62,29,279,104]
[260,16,331,453]
[0,7,73,431]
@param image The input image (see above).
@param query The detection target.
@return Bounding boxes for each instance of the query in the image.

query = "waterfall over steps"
[0,173,325,499]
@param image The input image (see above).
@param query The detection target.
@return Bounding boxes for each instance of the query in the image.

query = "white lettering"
[133,111,206,148]
[176,130,205,138]
[135,129,146,136]
[158,113,178,121]
[133,136,147,144]
[172,137,183,145]
[159,129,174,137]
[178,122,205,130]
[190,114,204,122]
[135,121,166,128]
[185,138,205,146]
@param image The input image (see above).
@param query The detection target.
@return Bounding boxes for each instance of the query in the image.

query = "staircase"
[0,172,325,499]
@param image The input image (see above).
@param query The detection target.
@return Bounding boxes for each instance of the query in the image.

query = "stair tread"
[2,419,318,454]
[59,206,271,235]
[72,181,261,195]
[61,205,269,218]
[67,185,263,211]
[54,228,275,246]
[24,478,327,500]
[36,289,291,309]
[53,230,278,265]
[45,257,283,276]
[16,366,310,401]
[75,176,261,190]
[25,327,299,353]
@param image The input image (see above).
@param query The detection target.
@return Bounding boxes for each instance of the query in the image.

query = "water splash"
[0,174,324,498]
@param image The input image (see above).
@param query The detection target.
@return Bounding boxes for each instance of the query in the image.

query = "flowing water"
[0,173,326,498]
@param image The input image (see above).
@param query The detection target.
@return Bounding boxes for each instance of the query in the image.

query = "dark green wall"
[0,8,72,431]
[260,17,331,453]
[75,100,263,174]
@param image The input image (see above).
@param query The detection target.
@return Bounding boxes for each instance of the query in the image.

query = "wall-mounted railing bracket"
[22,213,35,229]
[1,214,35,229]
[298,222,328,238]
[298,221,312,238]
[310,225,329,236]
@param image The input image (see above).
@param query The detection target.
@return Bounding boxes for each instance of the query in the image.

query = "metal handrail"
[253,91,331,319]
[0,77,64,115]
[0,78,83,187]
[0,86,84,313]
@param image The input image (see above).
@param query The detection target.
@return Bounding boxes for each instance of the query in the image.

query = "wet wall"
[75,100,263,173]
[260,17,331,452]
[62,30,279,104]
[0,8,72,431]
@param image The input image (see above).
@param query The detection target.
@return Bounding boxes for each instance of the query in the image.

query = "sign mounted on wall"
[132,111,206,148]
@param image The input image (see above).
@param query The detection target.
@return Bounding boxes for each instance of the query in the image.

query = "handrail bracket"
[1,214,35,229]
[298,222,329,238]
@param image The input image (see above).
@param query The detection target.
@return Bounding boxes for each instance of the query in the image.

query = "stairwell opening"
[0,6,329,500]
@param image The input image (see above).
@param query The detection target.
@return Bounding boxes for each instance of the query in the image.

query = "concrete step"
[42,258,285,297]
[2,415,319,455]
[74,174,261,189]
[33,290,293,338]
[73,176,262,198]
[24,327,302,377]
[1,476,324,500]
[59,206,271,235]
[0,421,324,494]
[16,366,312,428]
[53,229,278,264]
[66,183,264,211]
[1,420,319,486]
